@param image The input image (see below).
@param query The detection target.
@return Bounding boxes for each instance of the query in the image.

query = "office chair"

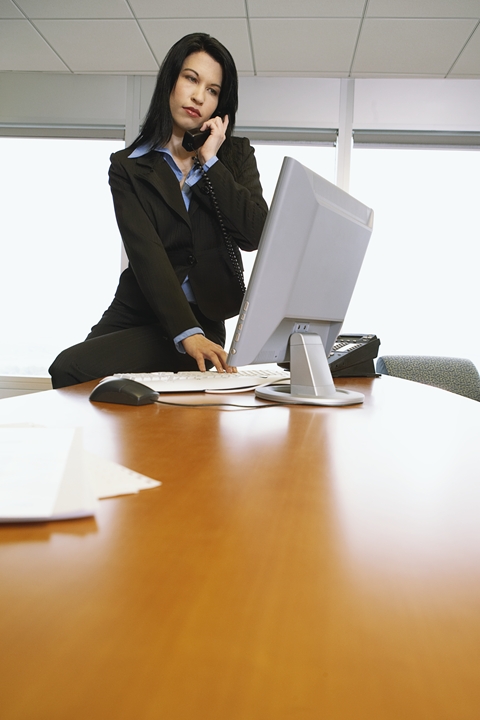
[376,355,480,402]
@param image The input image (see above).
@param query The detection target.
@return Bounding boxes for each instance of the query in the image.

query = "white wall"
[237,77,341,128]
[0,73,127,129]
[354,79,480,131]
[3,73,480,133]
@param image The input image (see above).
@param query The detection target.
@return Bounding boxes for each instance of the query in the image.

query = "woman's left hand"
[197,115,229,165]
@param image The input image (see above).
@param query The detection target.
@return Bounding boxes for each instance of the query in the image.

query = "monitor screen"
[227,156,374,406]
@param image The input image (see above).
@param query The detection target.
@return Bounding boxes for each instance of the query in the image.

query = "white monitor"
[227,157,374,406]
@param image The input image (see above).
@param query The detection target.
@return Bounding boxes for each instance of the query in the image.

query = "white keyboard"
[111,367,290,393]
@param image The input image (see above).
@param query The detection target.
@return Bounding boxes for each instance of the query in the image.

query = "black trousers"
[49,298,226,388]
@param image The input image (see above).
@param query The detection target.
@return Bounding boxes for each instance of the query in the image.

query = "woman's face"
[170,51,223,136]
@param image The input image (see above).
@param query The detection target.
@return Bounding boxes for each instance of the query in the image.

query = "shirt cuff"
[185,156,218,189]
[203,156,218,171]
[174,327,205,353]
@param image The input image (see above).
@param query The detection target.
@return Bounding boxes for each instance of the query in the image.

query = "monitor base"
[255,332,364,406]
[255,383,364,406]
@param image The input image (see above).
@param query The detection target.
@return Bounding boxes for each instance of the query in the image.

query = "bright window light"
[6,137,477,376]
[0,137,124,376]
[252,143,336,205]
[249,143,335,278]
[1,138,336,374]
[345,147,480,369]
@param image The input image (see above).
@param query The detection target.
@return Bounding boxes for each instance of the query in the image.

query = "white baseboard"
[0,376,52,399]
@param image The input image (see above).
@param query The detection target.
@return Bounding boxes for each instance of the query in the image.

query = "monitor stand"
[255,333,364,406]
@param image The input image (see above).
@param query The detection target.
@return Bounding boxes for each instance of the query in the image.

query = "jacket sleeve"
[108,155,199,340]
[192,137,268,252]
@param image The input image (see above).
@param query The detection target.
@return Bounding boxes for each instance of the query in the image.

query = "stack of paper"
[0,427,160,523]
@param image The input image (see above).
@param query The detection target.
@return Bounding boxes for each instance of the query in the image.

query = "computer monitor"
[227,156,374,406]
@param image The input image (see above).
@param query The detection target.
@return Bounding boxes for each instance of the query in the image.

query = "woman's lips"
[184,107,201,118]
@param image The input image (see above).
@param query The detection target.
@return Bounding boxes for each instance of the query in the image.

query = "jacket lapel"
[133,153,191,228]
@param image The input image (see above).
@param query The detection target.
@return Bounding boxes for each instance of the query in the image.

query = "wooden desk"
[1,377,480,720]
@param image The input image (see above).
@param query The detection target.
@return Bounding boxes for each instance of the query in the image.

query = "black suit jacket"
[108,136,268,341]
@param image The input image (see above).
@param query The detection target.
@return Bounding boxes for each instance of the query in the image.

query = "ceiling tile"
[450,24,480,75]
[0,19,68,70]
[15,0,132,18]
[139,19,254,74]
[33,19,157,72]
[353,18,477,75]
[449,72,480,77]
[367,0,480,19]
[129,0,245,18]
[254,71,350,78]
[248,0,365,17]
[250,18,360,73]
[352,71,447,78]
[3,3,479,77]
[0,0,23,18]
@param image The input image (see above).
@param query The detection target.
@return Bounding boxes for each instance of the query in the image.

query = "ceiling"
[1,0,480,78]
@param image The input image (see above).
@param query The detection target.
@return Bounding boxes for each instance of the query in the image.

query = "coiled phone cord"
[193,157,246,294]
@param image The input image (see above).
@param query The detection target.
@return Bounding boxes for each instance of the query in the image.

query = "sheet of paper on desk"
[85,452,161,498]
[0,427,97,522]
[0,427,161,522]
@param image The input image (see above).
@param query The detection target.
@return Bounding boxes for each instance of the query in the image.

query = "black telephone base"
[279,358,377,377]
[278,334,380,378]
[331,358,377,378]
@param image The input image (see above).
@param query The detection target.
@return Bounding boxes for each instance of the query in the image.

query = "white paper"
[85,452,161,498]
[0,425,161,522]
[0,427,97,521]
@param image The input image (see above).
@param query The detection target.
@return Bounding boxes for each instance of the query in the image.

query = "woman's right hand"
[182,333,236,373]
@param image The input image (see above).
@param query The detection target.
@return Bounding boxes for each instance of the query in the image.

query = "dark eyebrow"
[182,67,221,89]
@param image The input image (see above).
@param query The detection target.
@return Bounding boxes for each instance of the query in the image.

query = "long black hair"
[130,33,238,154]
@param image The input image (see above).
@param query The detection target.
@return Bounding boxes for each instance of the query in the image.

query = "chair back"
[376,355,480,401]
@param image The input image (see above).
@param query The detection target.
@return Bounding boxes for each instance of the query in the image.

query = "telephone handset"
[181,128,245,293]
[182,128,211,152]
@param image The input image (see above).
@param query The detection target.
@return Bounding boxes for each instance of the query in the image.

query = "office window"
[0,137,124,376]
[248,143,335,278]
[252,143,336,206]
[1,138,336,373]
[345,147,480,369]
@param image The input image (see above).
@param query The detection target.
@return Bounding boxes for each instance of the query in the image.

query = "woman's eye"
[208,88,218,96]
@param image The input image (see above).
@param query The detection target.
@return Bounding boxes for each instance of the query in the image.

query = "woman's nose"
[191,87,204,105]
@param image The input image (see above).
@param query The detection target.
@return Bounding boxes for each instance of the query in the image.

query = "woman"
[49,33,267,388]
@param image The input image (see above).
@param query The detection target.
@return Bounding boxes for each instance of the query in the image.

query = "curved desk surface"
[1,377,480,720]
